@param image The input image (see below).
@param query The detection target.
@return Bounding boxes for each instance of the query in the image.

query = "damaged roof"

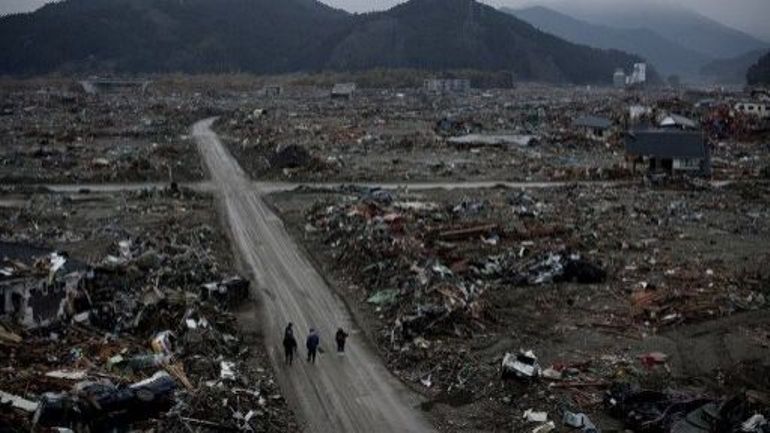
[0,241,87,278]
[625,130,707,159]
[660,113,698,130]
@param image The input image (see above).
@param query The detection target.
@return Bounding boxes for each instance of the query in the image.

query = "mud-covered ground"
[216,85,770,183]
[0,188,299,432]
[0,85,217,184]
[216,86,628,183]
[268,182,770,432]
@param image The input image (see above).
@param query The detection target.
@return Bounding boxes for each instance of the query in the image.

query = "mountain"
[321,0,651,84]
[701,49,769,84]
[557,3,768,60]
[0,0,651,85]
[504,6,711,78]
[0,0,349,75]
[747,52,770,86]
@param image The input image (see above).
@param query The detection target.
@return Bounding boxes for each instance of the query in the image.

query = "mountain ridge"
[321,0,653,84]
[0,0,653,85]
[551,2,768,59]
[504,6,712,78]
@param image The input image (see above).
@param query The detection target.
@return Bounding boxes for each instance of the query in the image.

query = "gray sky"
[2,0,769,41]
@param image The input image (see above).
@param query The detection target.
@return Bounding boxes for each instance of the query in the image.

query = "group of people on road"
[282,323,349,365]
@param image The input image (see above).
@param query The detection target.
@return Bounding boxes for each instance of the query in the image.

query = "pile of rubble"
[0,188,297,432]
[306,186,606,337]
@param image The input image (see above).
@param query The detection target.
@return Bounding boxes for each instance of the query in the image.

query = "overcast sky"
[2,0,769,41]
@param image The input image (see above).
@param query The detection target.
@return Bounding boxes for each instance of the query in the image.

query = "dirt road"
[192,118,434,433]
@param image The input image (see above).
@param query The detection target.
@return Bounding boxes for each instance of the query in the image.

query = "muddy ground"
[215,86,628,183]
[216,85,770,183]
[268,182,770,432]
[0,85,217,184]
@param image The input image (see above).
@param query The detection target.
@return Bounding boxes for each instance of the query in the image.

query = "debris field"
[2,77,770,432]
[216,84,770,183]
[270,181,770,432]
[0,188,299,432]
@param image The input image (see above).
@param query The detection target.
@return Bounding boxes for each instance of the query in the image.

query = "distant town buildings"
[612,63,647,88]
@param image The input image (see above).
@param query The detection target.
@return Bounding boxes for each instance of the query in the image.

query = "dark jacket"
[335,330,348,343]
[306,333,320,351]
[283,334,297,351]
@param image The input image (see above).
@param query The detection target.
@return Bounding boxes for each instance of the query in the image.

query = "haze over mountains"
[507,6,708,78]
[0,0,651,84]
[700,49,769,84]
[559,4,766,57]
[506,3,768,83]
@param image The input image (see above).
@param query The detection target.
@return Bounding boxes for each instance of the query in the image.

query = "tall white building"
[627,63,647,85]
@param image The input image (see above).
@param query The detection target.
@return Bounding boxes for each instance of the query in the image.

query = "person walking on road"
[283,324,298,365]
[335,328,349,354]
[306,328,320,364]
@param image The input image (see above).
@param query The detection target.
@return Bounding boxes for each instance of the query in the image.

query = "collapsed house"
[331,82,356,100]
[0,242,87,329]
[625,130,711,176]
[262,85,283,98]
[78,79,152,96]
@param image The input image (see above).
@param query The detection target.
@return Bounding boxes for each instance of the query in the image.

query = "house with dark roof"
[573,115,613,141]
[625,130,710,176]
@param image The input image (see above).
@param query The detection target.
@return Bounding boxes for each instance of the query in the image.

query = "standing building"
[626,63,647,86]
[424,78,471,93]
[625,130,710,176]
[613,69,627,88]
